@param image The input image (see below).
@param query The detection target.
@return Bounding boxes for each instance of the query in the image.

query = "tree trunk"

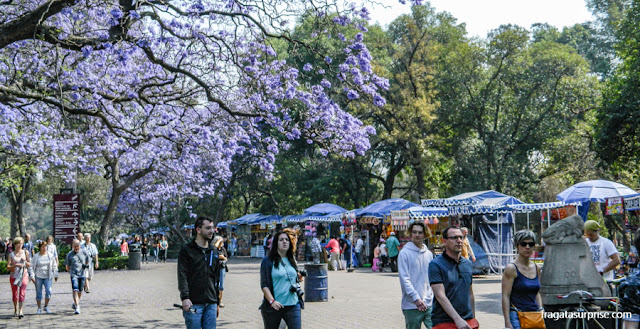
[98,155,154,248]
[99,188,122,249]
[171,226,188,244]
[8,174,31,238]
[382,158,405,199]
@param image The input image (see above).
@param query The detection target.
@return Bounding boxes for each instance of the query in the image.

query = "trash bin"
[304,263,328,302]
[128,250,141,270]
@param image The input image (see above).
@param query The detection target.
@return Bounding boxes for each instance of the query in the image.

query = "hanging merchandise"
[606,197,624,215]
[359,217,380,225]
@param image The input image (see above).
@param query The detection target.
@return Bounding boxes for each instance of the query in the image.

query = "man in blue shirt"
[386,232,400,272]
[428,226,477,329]
[65,239,91,314]
[23,234,34,257]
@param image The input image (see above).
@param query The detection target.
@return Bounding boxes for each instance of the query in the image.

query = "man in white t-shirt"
[355,235,364,267]
[81,233,99,293]
[584,220,620,281]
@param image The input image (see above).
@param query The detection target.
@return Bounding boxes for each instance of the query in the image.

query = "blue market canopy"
[407,206,449,219]
[557,179,638,203]
[356,198,419,218]
[423,190,525,215]
[256,214,282,224]
[285,212,343,223]
[216,221,227,228]
[507,201,582,213]
[280,214,307,223]
[229,213,263,225]
[303,203,347,214]
[422,190,516,207]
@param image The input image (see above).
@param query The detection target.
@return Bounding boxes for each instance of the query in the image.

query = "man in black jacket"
[178,216,225,329]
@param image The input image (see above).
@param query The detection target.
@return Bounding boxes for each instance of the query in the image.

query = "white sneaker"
[36,308,42,314]
[44,306,51,314]
[75,305,81,314]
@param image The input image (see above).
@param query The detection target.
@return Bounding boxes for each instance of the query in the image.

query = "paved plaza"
[0,258,504,328]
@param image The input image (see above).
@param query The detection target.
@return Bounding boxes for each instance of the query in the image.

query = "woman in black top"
[141,238,149,264]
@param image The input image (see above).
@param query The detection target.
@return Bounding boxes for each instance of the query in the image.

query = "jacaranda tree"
[0,0,424,242]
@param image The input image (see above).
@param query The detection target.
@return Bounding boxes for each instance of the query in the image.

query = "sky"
[369,0,594,38]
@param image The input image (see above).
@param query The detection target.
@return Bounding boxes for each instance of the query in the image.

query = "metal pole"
[527,212,530,231]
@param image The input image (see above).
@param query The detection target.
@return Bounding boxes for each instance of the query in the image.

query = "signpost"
[53,194,80,244]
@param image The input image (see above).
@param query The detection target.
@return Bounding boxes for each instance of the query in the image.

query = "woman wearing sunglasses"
[501,230,544,329]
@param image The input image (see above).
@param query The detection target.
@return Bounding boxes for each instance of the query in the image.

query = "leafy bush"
[99,244,120,258]
[100,256,129,270]
[57,256,129,272]
[0,260,7,275]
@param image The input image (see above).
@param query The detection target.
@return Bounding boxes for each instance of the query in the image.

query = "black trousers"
[390,255,398,272]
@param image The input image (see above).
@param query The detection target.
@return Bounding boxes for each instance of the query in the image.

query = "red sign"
[53,194,80,244]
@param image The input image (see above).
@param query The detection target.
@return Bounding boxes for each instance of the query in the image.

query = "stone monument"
[539,215,611,306]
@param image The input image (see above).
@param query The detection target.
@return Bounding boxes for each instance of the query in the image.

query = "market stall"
[356,198,419,262]
[423,190,525,274]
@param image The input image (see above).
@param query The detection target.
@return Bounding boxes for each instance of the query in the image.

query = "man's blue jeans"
[261,303,301,329]
[183,303,217,329]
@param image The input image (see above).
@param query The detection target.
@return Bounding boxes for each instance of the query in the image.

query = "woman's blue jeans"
[261,303,301,329]
[183,303,217,329]
[35,277,53,300]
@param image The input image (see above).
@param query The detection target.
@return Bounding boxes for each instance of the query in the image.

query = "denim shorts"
[71,276,86,292]
[509,310,521,329]
[218,268,226,291]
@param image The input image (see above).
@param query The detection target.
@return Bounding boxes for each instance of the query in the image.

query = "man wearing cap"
[584,220,620,281]
[387,232,400,273]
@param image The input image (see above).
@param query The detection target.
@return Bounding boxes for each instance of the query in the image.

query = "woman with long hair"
[501,230,544,329]
[212,236,228,308]
[7,237,30,318]
[120,238,129,256]
[159,236,168,262]
[32,241,58,314]
[141,237,149,264]
[152,237,159,263]
[259,230,303,329]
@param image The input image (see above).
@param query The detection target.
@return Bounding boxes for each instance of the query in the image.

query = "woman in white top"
[7,237,30,318]
[45,235,58,266]
[32,241,58,314]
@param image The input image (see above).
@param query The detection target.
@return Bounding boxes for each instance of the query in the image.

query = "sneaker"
[72,303,76,310]
[44,306,51,314]
[36,308,42,314]
[75,306,80,314]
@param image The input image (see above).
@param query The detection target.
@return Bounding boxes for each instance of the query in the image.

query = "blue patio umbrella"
[556,179,638,203]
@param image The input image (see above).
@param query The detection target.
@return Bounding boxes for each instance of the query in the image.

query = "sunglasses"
[519,242,535,247]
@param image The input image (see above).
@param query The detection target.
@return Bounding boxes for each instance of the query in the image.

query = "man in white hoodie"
[398,221,434,329]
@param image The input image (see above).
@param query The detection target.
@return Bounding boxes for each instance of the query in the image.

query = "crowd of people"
[3,232,98,317]
[108,235,169,263]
